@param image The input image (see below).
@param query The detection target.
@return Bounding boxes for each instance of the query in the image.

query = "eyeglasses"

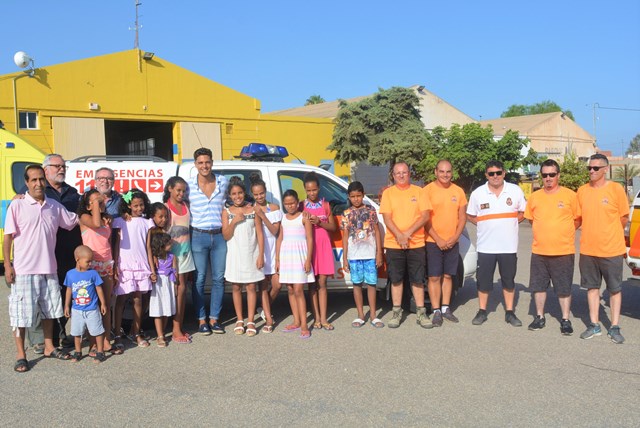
[46,164,67,170]
[393,171,409,176]
[95,177,115,182]
[587,166,604,171]
[487,171,503,177]
[541,173,558,178]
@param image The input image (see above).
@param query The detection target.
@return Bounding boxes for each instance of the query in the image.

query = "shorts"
[8,274,64,328]
[476,253,517,292]
[529,254,574,296]
[579,254,623,293]
[348,259,378,285]
[385,247,425,285]
[90,260,114,277]
[426,242,459,277]
[70,308,105,337]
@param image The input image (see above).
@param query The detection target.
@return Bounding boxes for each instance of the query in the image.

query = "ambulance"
[0,128,47,274]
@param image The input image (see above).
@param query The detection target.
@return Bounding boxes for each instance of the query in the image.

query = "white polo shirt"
[467,182,526,254]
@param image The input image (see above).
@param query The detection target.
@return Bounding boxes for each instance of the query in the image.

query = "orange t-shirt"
[524,186,579,256]
[379,184,431,249]
[577,181,629,257]
[423,181,467,243]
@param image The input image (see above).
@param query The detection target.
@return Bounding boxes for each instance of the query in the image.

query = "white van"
[65,150,478,295]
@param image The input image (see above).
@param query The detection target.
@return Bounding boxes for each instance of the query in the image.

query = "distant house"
[480,112,596,161]
[269,85,476,194]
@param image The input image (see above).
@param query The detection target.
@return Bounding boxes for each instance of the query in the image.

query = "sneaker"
[505,311,523,327]
[432,310,443,327]
[210,322,225,334]
[198,323,212,336]
[472,310,488,325]
[442,310,459,323]
[528,315,546,331]
[579,323,602,340]
[416,307,433,329]
[388,307,403,329]
[607,325,625,344]
[560,319,573,336]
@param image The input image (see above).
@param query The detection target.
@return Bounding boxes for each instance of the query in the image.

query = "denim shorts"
[70,308,105,337]
[348,259,378,285]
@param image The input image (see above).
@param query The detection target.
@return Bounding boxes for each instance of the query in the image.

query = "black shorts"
[426,242,459,277]
[476,252,517,292]
[529,254,574,296]
[579,254,623,293]
[385,247,425,285]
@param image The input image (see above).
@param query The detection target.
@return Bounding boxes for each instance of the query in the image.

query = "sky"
[1,0,638,155]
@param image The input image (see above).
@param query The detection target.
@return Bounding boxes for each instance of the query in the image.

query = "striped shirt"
[188,173,228,229]
[467,182,526,254]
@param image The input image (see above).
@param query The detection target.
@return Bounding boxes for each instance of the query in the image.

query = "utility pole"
[134,1,142,49]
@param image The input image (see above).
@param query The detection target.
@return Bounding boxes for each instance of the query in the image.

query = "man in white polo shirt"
[467,160,526,326]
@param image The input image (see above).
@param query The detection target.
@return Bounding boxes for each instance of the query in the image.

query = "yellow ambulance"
[0,128,46,273]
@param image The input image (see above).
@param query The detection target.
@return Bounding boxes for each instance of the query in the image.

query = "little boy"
[341,181,384,329]
[64,245,107,363]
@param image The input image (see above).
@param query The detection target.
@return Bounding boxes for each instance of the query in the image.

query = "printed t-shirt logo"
[506,197,513,206]
[602,198,609,205]
[557,200,565,209]
[451,196,458,203]
[480,203,490,210]
[410,196,417,203]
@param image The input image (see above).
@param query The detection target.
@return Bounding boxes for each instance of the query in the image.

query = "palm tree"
[305,95,325,105]
[614,164,640,185]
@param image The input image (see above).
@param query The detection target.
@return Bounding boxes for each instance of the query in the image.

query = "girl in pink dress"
[112,189,153,348]
[301,172,337,331]
[78,189,123,355]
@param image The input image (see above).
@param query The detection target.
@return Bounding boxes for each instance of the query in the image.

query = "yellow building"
[0,49,344,175]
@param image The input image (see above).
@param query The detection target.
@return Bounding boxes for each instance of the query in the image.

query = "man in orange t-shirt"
[380,161,432,329]
[523,159,580,335]
[424,160,467,327]
[576,153,629,344]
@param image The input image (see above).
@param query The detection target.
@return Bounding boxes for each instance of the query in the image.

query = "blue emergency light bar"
[236,143,289,162]
[5,142,15,149]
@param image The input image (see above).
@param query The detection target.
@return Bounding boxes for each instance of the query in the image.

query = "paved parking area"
[2,223,640,427]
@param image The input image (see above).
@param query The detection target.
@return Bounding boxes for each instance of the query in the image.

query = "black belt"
[192,227,222,235]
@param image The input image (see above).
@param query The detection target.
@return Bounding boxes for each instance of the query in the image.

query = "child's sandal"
[246,322,257,337]
[92,352,106,363]
[135,334,150,348]
[234,321,245,335]
[157,336,167,348]
[261,324,274,334]
[70,351,82,362]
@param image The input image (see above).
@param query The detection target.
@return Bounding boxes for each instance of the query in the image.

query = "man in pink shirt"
[3,165,78,372]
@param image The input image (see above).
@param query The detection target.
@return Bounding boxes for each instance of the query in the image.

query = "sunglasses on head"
[487,170,503,177]
[541,172,557,178]
[587,166,603,171]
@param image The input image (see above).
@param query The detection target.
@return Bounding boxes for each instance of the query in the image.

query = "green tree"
[557,153,589,191]
[624,133,640,157]
[329,87,429,173]
[416,123,538,192]
[305,95,325,105]
[501,100,574,121]
[614,164,640,185]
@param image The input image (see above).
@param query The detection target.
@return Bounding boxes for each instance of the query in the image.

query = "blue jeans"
[191,230,227,322]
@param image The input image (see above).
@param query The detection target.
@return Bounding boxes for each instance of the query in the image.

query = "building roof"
[267,95,369,118]
[479,112,565,135]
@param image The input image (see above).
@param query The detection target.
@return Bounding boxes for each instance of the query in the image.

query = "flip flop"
[370,318,385,328]
[313,322,323,330]
[283,324,301,333]
[299,331,311,339]
[44,349,71,360]
[172,335,191,344]
[322,323,335,331]
[14,358,30,373]
[352,318,366,328]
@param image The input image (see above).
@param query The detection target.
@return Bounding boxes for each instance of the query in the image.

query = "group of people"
[3,148,628,373]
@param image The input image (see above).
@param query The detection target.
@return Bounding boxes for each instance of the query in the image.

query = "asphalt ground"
[1,223,640,427]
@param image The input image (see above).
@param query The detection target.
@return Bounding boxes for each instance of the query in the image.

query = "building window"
[127,138,155,156]
[19,111,38,130]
